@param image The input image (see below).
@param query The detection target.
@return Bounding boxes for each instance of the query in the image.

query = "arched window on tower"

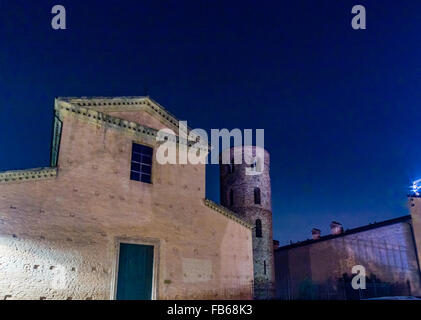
[247,157,263,175]
[256,219,262,238]
[230,189,234,206]
[250,160,257,171]
[254,187,261,204]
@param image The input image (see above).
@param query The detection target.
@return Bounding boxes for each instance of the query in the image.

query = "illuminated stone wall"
[275,218,421,299]
[0,97,254,300]
[409,196,421,278]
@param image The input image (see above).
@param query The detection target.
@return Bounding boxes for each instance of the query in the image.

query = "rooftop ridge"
[276,214,412,251]
[203,198,253,229]
[57,96,148,99]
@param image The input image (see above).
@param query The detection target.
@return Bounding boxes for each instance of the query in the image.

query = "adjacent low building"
[274,212,421,299]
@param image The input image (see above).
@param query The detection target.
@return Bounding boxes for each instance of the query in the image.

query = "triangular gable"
[55,97,208,147]
[57,96,183,134]
[104,109,170,132]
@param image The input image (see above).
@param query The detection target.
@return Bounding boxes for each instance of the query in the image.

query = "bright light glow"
[412,179,421,196]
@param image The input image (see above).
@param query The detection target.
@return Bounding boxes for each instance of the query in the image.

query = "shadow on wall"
[279,273,412,300]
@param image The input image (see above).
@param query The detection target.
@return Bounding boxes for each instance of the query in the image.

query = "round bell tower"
[220,145,275,299]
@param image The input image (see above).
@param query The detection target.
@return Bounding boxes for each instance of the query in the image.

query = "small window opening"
[256,219,262,238]
[254,187,261,204]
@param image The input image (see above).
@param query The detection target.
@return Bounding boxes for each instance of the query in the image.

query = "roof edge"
[203,199,253,229]
[276,215,412,251]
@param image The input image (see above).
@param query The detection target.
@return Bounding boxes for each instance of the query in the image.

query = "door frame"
[110,236,160,300]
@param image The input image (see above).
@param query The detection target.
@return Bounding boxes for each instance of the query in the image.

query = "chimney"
[273,240,280,250]
[330,221,343,235]
[311,228,321,240]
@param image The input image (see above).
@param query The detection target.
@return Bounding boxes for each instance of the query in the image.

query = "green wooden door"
[116,243,154,300]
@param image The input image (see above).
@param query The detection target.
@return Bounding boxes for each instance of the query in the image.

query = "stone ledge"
[203,199,252,229]
[0,167,57,184]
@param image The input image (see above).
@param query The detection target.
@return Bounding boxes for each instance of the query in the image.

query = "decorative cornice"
[56,97,208,144]
[55,98,209,151]
[203,199,252,229]
[0,167,57,184]
[57,96,182,131]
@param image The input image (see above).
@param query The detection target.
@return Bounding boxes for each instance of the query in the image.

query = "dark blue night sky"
[1,0,420,245]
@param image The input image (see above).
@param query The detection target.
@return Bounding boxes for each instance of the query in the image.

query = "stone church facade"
[0,97,255,300]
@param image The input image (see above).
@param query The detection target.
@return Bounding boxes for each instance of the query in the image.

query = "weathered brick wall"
[0,102,254,300]
[220,146,275,299]
[275,221,421,299]
[410,196,421,274]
